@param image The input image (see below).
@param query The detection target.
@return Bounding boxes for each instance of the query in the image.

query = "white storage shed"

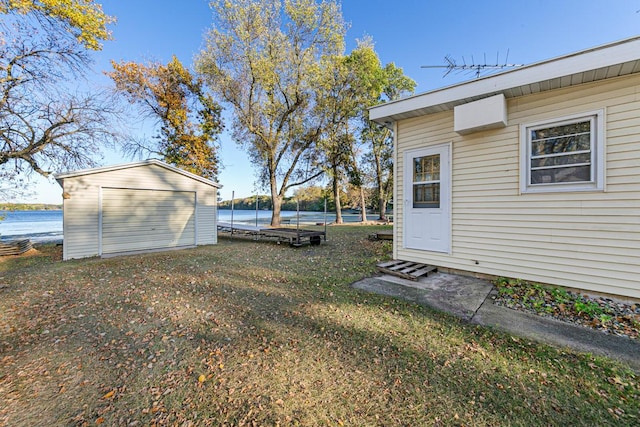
[55,159,220,260]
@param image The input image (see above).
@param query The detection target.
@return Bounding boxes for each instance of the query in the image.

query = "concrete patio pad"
[352,272,493,321]
[351,272,640,372]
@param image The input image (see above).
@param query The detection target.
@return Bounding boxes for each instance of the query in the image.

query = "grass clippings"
[1,226,638,426]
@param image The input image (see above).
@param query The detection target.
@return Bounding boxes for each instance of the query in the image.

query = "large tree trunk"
[379,197,388,222]
[378,186,387,221]
[373,144,385,221]
[271,195,283,226]
[270,171,282,226]
[332,166,343,224]
[359,186,368,223]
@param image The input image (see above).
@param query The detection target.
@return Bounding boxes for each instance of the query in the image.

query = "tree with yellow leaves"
[0,0,114,50]
[108,57,224,180]
[197,0,346,225]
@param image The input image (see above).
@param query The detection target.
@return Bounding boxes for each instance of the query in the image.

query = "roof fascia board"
[369,36,640,122]
[55,159,221,188]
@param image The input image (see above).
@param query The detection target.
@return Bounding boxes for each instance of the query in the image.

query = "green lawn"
[1,226,638,426]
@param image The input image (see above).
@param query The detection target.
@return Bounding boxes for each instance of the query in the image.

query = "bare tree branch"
[0,15,120,183]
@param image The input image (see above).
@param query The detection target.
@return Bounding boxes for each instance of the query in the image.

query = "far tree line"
[0,0,415,226]
[218,184,392,215]
[219,195,324,213]
[0,203,62,211]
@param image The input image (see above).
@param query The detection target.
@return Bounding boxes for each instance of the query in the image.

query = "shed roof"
[369,36,640,125]
[55,159,221,188]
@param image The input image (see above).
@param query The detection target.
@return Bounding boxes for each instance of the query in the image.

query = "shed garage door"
[101,188,196,254]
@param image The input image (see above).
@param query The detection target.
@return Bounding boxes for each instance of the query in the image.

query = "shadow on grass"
[1,226,637,426]
[208,279,638,426]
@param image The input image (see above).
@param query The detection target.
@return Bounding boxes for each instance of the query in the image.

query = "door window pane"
[414,155,440,183]
[413,154,440,208]
[413,183,440,208]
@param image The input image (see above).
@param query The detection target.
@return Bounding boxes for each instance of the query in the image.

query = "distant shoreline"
[1,232,63,245]
[0,203,62,211]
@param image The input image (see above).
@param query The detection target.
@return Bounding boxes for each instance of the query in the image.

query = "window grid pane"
[531,132,591,157]
[531,120,590,142]
[531,152,591,169]
[413,183,440,208]
[414,155,440,183]
[531,165,591,184]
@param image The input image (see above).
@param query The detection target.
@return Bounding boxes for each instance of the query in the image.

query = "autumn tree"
[314,54,350,224]
[363,62,416,220]
[108,57,223,180]
[196,0,346,225]
[0,0,113,50]
[0,0,117,197]
[315,39,384,223]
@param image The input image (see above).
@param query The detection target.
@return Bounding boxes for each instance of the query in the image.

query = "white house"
[55,159,220,260]
[369,36,640,300]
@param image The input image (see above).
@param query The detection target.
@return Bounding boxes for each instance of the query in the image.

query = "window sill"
[521,183,604,194]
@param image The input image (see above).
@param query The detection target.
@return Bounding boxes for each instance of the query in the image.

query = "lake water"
[0,209,361,243]
[0,210,63,243]
[217,209,362,226]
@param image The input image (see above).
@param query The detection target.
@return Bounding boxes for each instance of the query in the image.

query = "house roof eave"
[369,35,640,125]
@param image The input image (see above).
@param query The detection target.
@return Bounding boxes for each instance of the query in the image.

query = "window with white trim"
[521,111,604,193]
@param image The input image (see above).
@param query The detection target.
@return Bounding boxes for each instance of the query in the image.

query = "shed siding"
[395,73,640,299]
[62,163,217,260]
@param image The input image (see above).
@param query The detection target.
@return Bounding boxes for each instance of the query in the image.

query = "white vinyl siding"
[60,162,218,260]
[394,73,640,299]
[101,188,196,254]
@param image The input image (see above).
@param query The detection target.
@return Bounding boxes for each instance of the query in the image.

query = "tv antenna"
[421,50,524,78]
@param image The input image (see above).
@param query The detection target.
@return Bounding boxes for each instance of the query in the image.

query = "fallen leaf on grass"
[103,390,115,399]
[608,376,628,386]
[198,374,206,383]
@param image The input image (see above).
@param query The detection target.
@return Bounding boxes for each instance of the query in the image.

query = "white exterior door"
[403,144,450,253]
[101,188,196,254]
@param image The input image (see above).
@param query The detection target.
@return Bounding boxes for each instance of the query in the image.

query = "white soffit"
[454,94,507,135]
[369,36,640,124]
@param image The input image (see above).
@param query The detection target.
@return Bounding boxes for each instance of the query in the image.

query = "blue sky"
[26,0,640,203]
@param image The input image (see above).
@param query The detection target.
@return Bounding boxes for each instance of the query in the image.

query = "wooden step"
[376,259,436,281]
[369,230,393,241]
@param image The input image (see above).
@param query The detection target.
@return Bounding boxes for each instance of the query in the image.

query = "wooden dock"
[376,260,436,280]
[218,222,325,247]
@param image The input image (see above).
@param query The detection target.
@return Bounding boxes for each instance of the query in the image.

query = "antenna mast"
[421,50,523,78]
